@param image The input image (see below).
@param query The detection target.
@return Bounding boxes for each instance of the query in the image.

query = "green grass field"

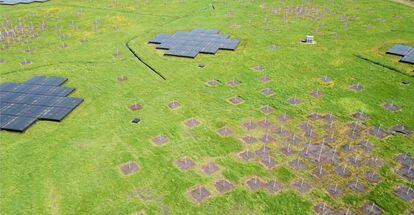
[1,0,413,214]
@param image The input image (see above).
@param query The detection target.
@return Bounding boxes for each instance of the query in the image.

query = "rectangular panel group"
[0,76,83,132]
[386,44,414,64]
[400,50,414,64]
[149,29,240,58]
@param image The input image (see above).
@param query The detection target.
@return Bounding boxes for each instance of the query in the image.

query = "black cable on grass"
[354,54,414,78]
[121,13,195,82]
[125,37,166,81]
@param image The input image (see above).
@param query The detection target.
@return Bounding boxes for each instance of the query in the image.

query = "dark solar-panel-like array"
[400,49,414,64]
[0,77,83,132]
[386,44,414,64]
[148,29,240,58]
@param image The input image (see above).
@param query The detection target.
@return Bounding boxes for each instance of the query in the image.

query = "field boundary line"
[354,54,414,78]
[1,60,125,76]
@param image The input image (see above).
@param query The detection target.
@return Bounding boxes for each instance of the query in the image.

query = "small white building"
[302,35,316,44]
[306,35,314,43]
